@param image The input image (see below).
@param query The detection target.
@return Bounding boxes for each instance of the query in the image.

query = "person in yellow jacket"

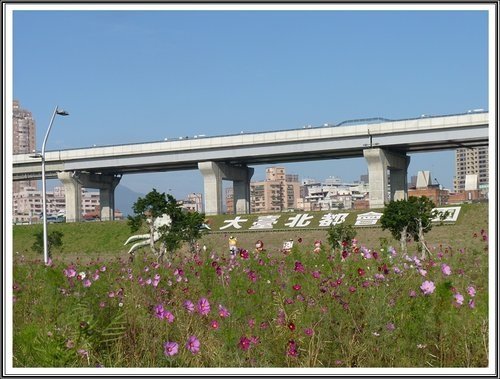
[229,235,238,257]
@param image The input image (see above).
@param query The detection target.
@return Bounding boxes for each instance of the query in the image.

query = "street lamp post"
[41,106,69,265]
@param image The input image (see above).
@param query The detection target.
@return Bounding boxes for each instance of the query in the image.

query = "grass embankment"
[12,203,489,261]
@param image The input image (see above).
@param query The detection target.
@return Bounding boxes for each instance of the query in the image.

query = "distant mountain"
[115,185,145,217]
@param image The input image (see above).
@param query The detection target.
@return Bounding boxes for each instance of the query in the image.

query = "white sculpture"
[124,213,172,255]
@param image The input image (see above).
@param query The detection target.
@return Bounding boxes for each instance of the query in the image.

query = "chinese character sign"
[354,212,383,226]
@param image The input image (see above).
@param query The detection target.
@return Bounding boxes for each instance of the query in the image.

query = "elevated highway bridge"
[12,111,489,219]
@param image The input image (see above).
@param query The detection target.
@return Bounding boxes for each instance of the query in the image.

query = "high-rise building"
[250,167,300,213]
[453,147,489,193]
[224,187,234,214]
[13,100,37,193]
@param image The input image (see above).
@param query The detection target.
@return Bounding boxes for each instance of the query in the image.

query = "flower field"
[12,228,489,370]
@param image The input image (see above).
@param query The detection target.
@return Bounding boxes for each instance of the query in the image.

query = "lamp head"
[56,109,69,116]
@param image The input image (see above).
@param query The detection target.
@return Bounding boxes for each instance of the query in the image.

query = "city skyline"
[7,4,492,200]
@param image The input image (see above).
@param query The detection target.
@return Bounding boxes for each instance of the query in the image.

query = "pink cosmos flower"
[183,300,195,313]
[163,341,179,357]
[454,293,464,306]
[64,267,77,278]
[441,264,452,276]
[420,281,436,295]
[468,299,475,309]
[386,322,396,331]
[83,279,92,288]
[292,284,301,291]
[154,304,166,319]
[164,311,175,323]
[186,336,200,354]
[152,274,161,287]
[467,286,476,297]
[210,320,219,330]
[304,328,314,336]
[197,297,211,316]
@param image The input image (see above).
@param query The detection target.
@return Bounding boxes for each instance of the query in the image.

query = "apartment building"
[13,100,37,193]
[12,186,101,224]
[250,167,301,213]
[300,176,369,211]
[453,147,489,193]
[181,193,204,213]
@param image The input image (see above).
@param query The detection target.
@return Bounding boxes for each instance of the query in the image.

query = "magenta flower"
[420,281,436,295]
[197,297,211,316]
[468,299,475,309]
[292,284,301,291]
[294,261,305,273]
[83,279,92,288]
[247,270,258,283]
[441,264,452,276]
[238,336,252,351]
[163,341,179,357]
[287,340,298,357]
[183,300,195,313]
[218,304,230,318]
[210,320,219,330]
[186,336,200,354]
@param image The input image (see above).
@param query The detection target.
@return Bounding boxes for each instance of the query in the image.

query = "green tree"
[127,188,206,261]
[181,211,208,253]
[380,196,438,258]
[32,230,64,257]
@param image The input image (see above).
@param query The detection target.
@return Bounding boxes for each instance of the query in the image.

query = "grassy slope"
[12,202,489,261]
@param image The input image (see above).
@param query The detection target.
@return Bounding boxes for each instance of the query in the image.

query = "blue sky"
[11,5,490,198]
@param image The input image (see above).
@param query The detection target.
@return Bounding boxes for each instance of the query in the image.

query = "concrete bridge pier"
[363,148,410,209]
[57,171,122,222]
[57,171,82,222]
[77,172,122,221]
[198,161,254,215]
